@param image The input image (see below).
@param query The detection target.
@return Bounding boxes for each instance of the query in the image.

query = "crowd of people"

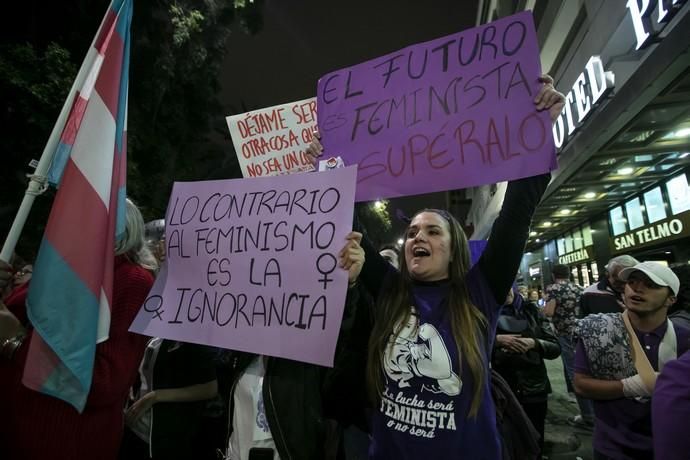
[0,75,688,460]
[539,254,690,460]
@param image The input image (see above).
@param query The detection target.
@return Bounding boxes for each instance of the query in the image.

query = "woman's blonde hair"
[115,198,158,272]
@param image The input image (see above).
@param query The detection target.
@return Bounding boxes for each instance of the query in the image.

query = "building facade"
[472,0,690,289]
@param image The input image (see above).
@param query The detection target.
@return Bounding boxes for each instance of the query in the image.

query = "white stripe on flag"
[70,91,116,208]
[79,50,105,101]
[96,288,111,344]
[35,2,118,179]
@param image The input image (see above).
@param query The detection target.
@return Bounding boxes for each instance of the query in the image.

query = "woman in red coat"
[0,199,157,460]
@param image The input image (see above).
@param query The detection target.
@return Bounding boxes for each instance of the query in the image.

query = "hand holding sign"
[338,231,365,285]
[534,74,566,122]
[305,128,324,168]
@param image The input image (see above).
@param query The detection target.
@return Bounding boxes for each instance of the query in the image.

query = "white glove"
[621,373,658,398]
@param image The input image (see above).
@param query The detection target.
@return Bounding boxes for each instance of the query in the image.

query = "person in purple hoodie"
[652,349,690,460]
[321,76,565,460]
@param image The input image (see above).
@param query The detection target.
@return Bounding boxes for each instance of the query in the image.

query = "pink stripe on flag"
[94,8,117,55]
[44,160,110,298]
[59,93,88,146]
[94,29,124,120]
[102,144,125,308]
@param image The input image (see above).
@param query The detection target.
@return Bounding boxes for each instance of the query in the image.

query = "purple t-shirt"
[574,321,690,459]
[369,265,501,460]
[652,350,690,460]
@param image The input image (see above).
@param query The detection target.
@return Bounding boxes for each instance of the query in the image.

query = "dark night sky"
[216,0,479,242]
[0,0,480,245]
[218,0,479,115]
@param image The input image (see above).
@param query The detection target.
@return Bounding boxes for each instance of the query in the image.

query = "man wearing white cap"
[572,262,690,460]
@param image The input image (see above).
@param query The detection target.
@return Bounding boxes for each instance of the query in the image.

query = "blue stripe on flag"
[110,0,126,15]
[115,0,132,46]
[47,141,73,186]
[27,240,100,410]
[114,0,131,154]
[116,185,127,241]
[113,1,131,242]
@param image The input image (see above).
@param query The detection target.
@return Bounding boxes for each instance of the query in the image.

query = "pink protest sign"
[226,98,318,177]
[130,166,357,367]
[317,11,556,202]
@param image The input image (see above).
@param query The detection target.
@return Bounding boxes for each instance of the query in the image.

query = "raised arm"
[358,230,395,302]
[477,75,564,304]
[477,173,550,304]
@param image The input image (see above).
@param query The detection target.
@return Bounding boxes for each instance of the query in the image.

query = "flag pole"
[0,5,114,264]
[0,173,49,263]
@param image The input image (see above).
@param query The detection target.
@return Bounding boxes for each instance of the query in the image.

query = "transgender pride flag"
[23,0,132,413]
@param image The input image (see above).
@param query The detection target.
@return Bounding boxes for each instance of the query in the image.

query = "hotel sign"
[554,0,689,149]
[558,246,594,265]
[626,0,688,50]
[611,210,690,253]
[552,56,615,149]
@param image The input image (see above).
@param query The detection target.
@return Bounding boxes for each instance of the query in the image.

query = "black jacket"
[225,353,326,460]
[149,341,217,459]
[223,286,360,460]
[579,278,624,317]
[492,301,560,401]
[491,369,541,460]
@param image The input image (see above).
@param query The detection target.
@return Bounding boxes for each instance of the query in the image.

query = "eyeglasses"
[15,268,32,277]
